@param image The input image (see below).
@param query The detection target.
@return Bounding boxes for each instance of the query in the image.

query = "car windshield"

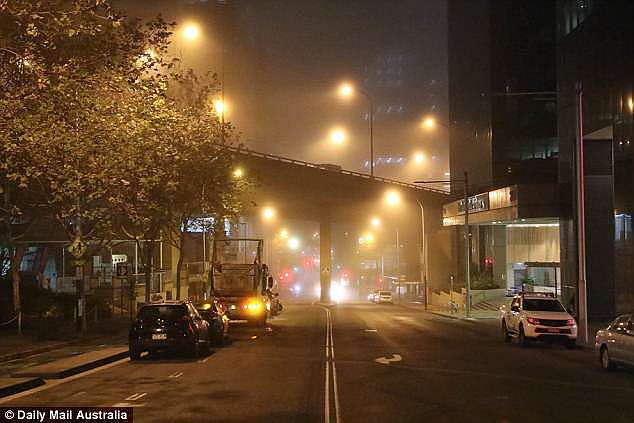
[379,291,392,296]
[522,299,566,312]
[139,305,187,322]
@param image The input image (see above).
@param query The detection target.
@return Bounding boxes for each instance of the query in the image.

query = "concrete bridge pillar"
[319,206,332,303]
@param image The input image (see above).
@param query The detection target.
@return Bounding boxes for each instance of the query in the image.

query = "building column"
[320,206,332,303]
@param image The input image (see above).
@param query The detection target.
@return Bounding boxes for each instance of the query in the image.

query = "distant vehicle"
[196,299,229,346]
[375,290,393,304]
[595,314,634,371]
[129,300,210,360]
[367,291,377,302]
[500,293,577,348]
[211,238,273,327]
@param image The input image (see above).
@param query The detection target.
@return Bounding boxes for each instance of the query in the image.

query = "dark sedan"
[129,300,210,359]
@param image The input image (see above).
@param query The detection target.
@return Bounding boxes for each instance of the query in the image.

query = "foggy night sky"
[121,0,449,183]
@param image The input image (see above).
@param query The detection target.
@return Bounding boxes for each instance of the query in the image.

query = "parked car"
[196,299,229,346]
[500,293,577,347]
[129,300,210,359]
[595,314,634,371]
[375,290,393,304]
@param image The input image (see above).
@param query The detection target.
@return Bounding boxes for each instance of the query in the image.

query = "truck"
[210,238,273,326]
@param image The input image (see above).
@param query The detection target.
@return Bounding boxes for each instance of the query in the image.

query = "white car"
[595,314,634,371]
[375,290,393,304]
[500,293,577,347]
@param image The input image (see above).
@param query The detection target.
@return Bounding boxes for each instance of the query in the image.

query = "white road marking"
[375,354,402,365]
[321,306,341,423]
[0,357,129,404]
[124,392,147,401]
[199,357,210,364]
[169,371,184,379]
[112,402,146,408]
[364,329,378,333]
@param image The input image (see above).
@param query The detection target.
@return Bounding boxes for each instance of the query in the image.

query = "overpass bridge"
[228,147,450,302]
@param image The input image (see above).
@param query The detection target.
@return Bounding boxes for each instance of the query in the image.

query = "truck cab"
[210,238,273,327]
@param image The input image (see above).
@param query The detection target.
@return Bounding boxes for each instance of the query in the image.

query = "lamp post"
[415,172,472,317]
[338,83,375,177]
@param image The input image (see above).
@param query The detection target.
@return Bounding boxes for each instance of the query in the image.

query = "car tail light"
[181,316,194,334]
[567,319,575,326]
[526,317,540,325]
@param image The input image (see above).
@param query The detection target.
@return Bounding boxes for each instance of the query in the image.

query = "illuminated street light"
[279,229,289,239]
[422,116,435,129]
[629,96,633,113]
[261,207,275,221]
[371,217,381,228]
[338,83,354,98]
[213,99,226,114]
[233,167,244,179]
[364,232,375,243]
[385,190,401,207]
[288,237,300,250]
[330,128,346,145]
[182,24,200,40]
[336,81,375,177]
[413,152,426,164]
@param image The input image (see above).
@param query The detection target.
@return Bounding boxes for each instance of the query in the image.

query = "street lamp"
[330,127,346,145]
[337,82,375,177]
[370,217,381,228]
[261,207,275,221]
[384,190,401,207]
[413,152,426,164]
[233,167,244,179]
[182,24,200,41]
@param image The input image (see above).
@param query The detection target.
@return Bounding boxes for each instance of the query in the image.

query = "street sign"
[116,262,129,277]
[67,237,87,259]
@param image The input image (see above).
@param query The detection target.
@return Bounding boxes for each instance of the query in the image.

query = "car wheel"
[519,325,530,348]
[129,346,142,361]
[501,321,511,343]
[189,339,201,357]
[600,346,615,371]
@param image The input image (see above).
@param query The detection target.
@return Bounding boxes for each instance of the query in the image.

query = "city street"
[2,303,634,423]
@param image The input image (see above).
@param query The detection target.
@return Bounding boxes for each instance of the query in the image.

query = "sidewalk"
[0,316,130,363]
[399,300,501,321]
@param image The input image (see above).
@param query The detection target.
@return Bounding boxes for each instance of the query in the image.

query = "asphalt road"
[2,302,634,423]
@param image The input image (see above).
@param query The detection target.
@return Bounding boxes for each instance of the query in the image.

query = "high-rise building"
[443,1,561,301]
[557,0,634,320]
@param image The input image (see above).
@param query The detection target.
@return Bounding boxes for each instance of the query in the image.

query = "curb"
[12,349,129,379]
[0,377,45,398]
[0,333,127,364]
[0,342,73,363]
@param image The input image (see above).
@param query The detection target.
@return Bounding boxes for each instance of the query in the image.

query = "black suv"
[129,300,210,359]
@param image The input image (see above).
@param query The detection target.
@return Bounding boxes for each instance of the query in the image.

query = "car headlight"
[243,298,263,313]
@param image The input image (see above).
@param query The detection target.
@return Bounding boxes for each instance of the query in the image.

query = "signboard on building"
[458,193,490,214]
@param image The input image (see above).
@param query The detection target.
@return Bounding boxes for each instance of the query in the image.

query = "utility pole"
[464,171,471,318]
[575,82,589,345]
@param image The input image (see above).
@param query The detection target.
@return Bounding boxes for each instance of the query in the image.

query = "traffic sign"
[116,263,130,277]
[67,237,87,259]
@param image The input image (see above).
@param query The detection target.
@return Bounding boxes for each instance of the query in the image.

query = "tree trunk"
[175,230,186,300]
[143,239,155,303]
[11,246,25,334]
[37,246,49,289]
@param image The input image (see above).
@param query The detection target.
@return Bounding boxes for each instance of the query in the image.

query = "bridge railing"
[227,146,448,194]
